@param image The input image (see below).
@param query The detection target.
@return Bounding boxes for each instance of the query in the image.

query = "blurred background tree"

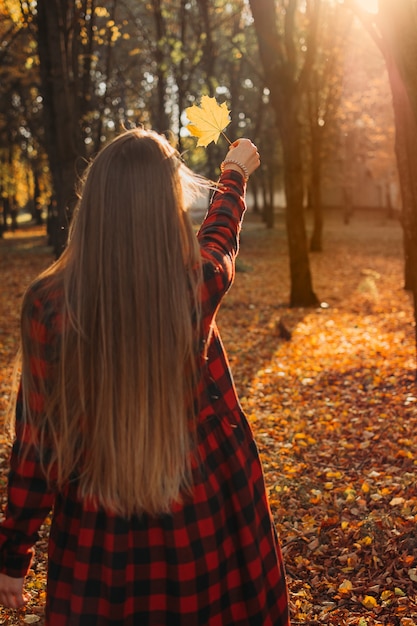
[348,0,417,366]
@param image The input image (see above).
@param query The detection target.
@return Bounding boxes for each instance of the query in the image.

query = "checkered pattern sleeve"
[0,290,56,578]
[197,170,246,315]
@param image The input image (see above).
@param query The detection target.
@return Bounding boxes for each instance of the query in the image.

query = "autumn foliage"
[0,212,416,625]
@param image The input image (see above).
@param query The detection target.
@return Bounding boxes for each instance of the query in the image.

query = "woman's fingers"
[224,138,260,176]
[0,574,26,609]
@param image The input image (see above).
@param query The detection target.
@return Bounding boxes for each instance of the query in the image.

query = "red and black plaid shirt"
[0,171,290,625]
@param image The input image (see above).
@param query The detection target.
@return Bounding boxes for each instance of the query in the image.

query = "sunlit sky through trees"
[355,0,378,13]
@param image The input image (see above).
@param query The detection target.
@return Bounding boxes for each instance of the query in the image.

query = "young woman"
[0,129,290,625]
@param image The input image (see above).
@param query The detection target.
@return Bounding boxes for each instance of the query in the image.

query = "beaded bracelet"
[220,159,249,181]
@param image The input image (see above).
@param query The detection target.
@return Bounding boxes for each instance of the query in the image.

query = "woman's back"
[0,131,290,625]
[20,130,204,517]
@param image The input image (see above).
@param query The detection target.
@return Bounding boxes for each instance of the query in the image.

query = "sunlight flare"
[355,0,378,13]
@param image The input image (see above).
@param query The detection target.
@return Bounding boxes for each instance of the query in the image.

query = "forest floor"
[0,209,416,626]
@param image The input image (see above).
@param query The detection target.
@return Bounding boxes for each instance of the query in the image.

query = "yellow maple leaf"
[185,96,231,147]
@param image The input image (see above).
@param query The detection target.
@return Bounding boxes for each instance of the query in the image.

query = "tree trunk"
[263,169,275,229]
[151,0,171,133]
[36,0,85,257]
[377,3,417,295]
[352,0,417,371]
[388,64,417,292]
[251,178,260,214]
[280,107,318,305]
[31,167,43,225]
[391,92,417,368]
[377,1,417,371]
[309,128,323,252]
[261,177,269,223]
[249,0,318,307]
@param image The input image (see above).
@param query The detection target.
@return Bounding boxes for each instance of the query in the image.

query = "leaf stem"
[221,131,232,145]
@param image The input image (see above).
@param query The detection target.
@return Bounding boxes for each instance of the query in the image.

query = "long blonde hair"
[20,129,207,517]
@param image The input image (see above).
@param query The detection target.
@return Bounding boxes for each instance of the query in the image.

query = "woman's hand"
[0,573,26,609]
[221,138,260,180]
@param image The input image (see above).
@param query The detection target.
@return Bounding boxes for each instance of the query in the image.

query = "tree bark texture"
[386,61,417,293]
[377,0,417,366]
[355,0,417,368]
[36,0,85,257]
[249,0,318,306]
[309,125,324,252]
